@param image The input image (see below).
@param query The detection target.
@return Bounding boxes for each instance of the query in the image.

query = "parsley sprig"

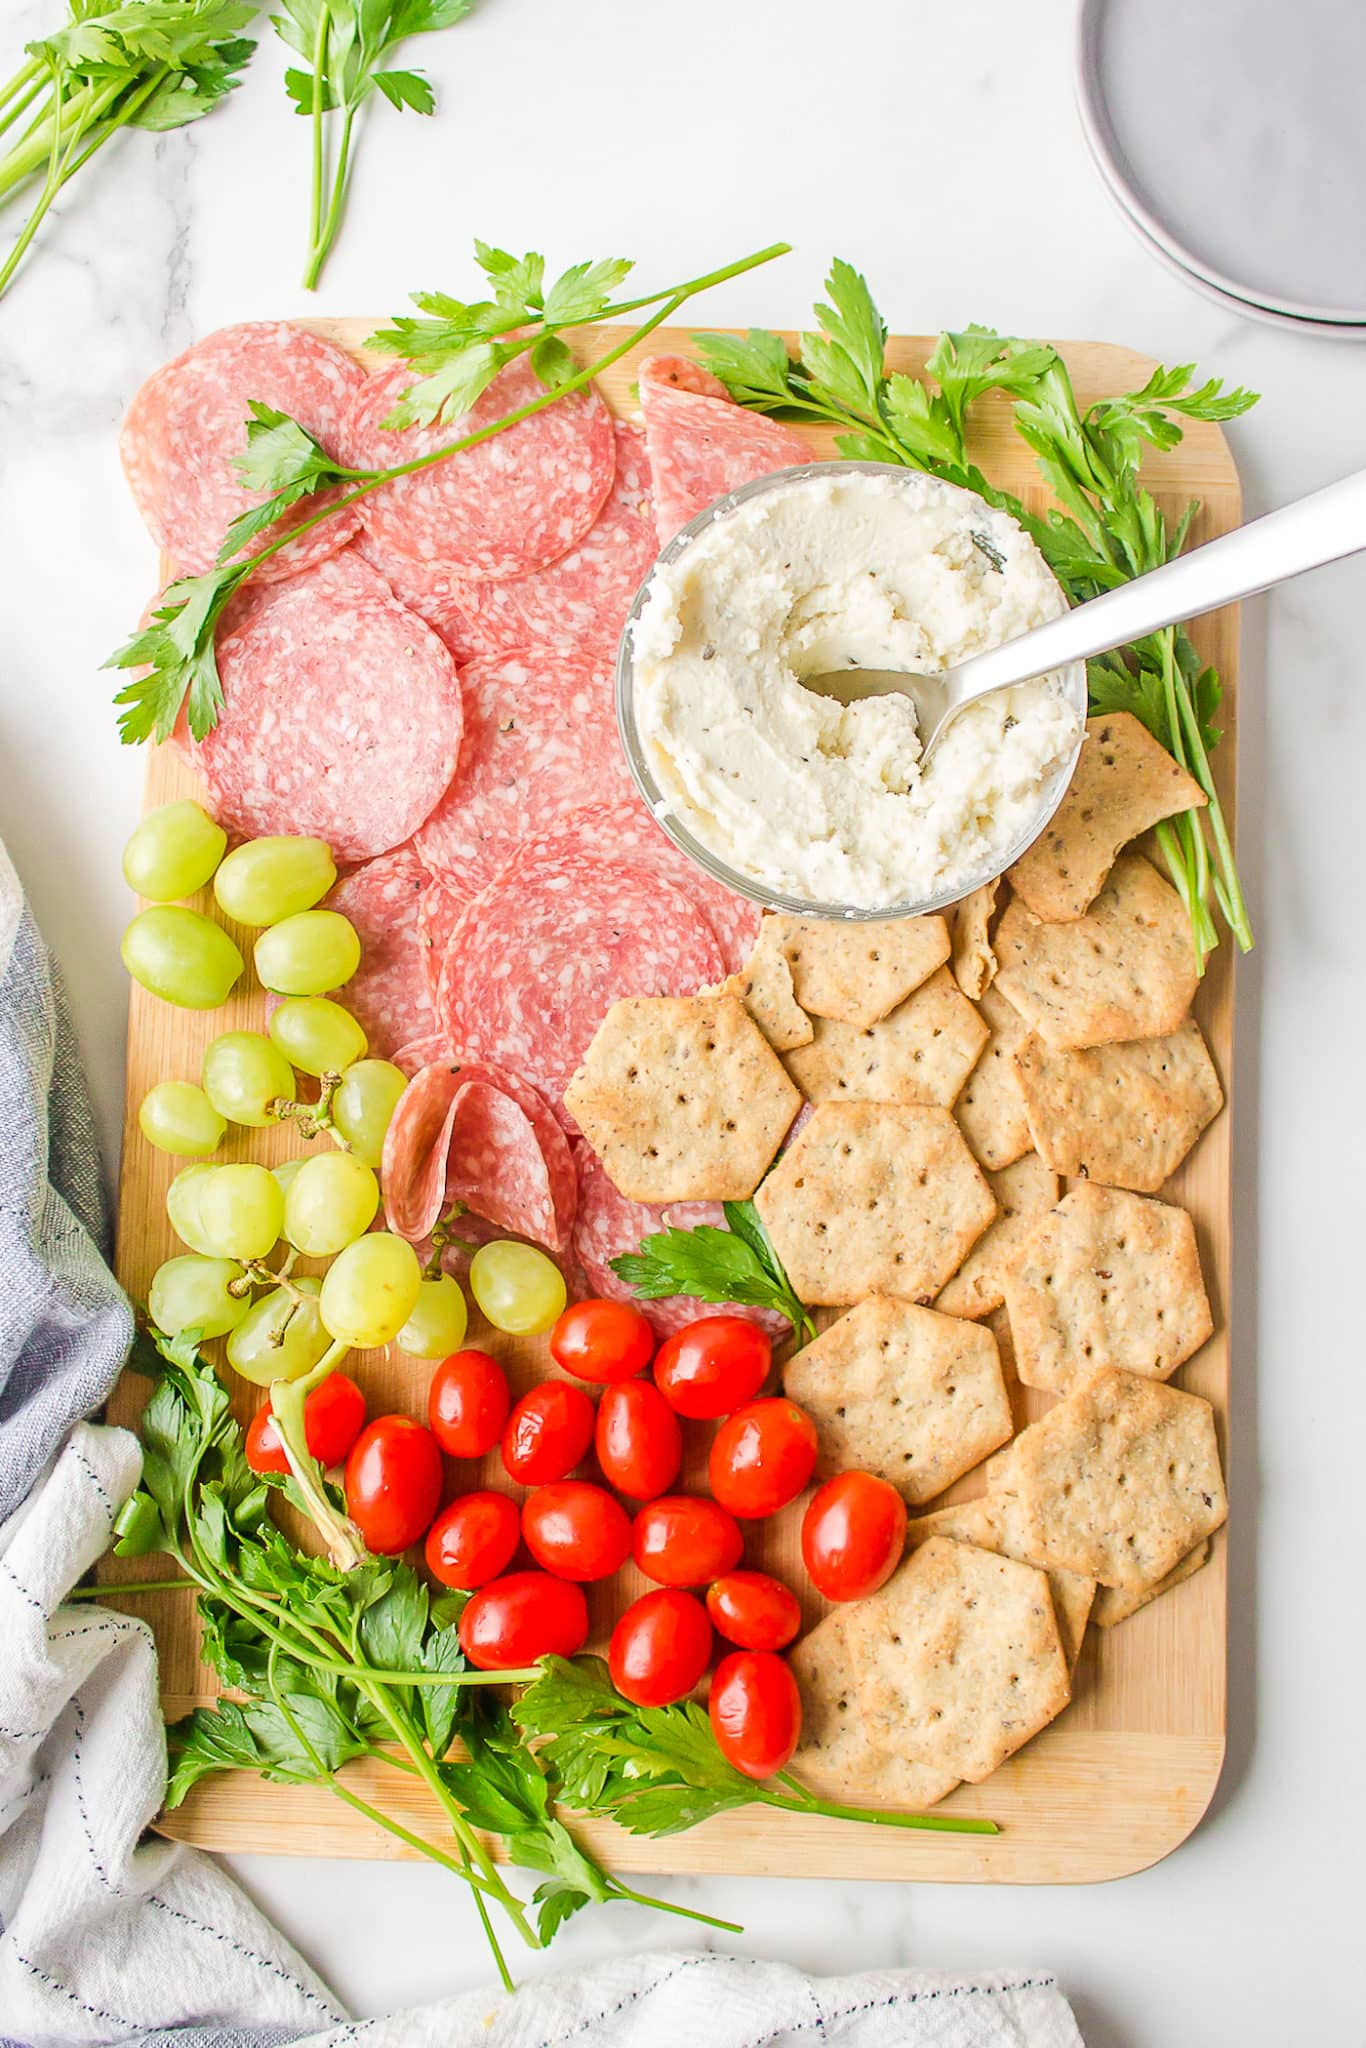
[0,1,257,304]
[515,1657,997,1839]
[611,1198,816,1344]
[105,237,790,747]
[696,269,1258,966]
[108,1327,741,1984]
[273,0,472,290]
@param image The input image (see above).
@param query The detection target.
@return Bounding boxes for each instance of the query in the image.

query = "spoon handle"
[951,463,1366,698]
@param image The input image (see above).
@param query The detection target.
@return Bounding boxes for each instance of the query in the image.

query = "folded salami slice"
[444,1082,565,1250]
[342,357,615,579]
[190,566,463,862]
[439,1057,577,1252]
[638,354,809,544]
[381,1055,575,1251]
[436,847,726,1122]
[121,323,365,581]
[572,1145,788,1338]
[381,1061,464,1243]
[413,649,633,888]
[326,848,434,1060]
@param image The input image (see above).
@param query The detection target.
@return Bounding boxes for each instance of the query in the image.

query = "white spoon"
[810,465,1366,761]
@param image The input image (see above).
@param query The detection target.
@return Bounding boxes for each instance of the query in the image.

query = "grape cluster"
[122,799,566,1400]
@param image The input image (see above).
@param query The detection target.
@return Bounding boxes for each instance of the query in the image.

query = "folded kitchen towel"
[0,838,1085,2048]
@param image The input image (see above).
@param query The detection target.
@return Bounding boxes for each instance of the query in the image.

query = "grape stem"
[426,1204,476,1274]
[267,1341,364,1570]
[270,1069,344,1142]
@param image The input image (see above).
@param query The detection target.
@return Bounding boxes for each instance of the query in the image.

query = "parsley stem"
[72,1577,191,1598]
[606,1881,743,1935]
[766,1776,998,1835]
[305,3,330,276]
[304,104,354,292]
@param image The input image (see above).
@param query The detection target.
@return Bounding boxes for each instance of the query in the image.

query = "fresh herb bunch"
[696,267,1258,966]
[0,0,257,304]
[111,1324,743,1985]
[105,237,790,747]
[108,1322,990,1983]
[273,0,471,291]
[611,1199,816,1344]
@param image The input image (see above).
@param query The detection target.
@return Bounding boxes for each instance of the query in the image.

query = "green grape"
[268,996,367,1078]
[283,1152,379,1257]
[254,911,361,997]
[121,906,244,1010]
[149,1254,250,1339]
[139,1080,225,1158]
[469,1241,567,1335]
[395,1274,468,1360]
[273,1156,307,1198]
[226,1276,329,1386]
[201,1031,296,1128]
[212,836,337,926]
[331,1059,407,1167]
[319,1231,422,1348]
[166,1164,218,1256]
[197,1162,284,1263]
[122,800,227,903]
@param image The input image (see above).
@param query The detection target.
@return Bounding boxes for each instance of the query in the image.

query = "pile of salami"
[122,321,810,1327]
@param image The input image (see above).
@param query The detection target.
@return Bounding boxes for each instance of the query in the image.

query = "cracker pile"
[568,710,1228,1808]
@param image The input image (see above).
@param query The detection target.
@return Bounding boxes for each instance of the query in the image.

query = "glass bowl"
[615,460,1088,923]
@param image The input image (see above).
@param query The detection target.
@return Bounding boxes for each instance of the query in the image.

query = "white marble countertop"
[2,0,1362,2039]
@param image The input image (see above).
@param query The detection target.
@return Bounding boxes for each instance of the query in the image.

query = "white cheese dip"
[629,467,1084,911]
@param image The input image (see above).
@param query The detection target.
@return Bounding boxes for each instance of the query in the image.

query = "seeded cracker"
[754,1102,997,1307]
[843,1536,1070,1782]
[1011,1367,1227,1588]
[994,853,1198,1050]
[1008,712,1207,922]
[1093,1539,1211,1627]
[906,1496,1096,1670]
[936,1153,1060,1320]
[1014,1016,1223,1193]
[788,1612,960,1809]
[564,995,800,1203]
[1005,1182,1213,1394]
[783,1295,1013,1505]
[702,923,813,1053]
[782,966,989,1110]
[946,881,999,1000]
[765,913,950,1028]
[954,983,1034,1172]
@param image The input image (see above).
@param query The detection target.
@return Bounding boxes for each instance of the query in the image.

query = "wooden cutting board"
[99,326,1237,1885]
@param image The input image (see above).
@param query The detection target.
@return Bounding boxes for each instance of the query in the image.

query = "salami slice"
[445,1083,564,1250]
[413,649,632,887]
[325,849,434,1060]
[436,848,725,1121]
[523,799,761,976]
[121,323,365,582]
[392,1033,453,1078]
[190,565,463,862]
[341,356,615,578]
[572,1145,787,1338]
[381,1062,464,1242]
[436,1056,577,1251]
[381,1055,575,1251]
[638,354,809,544]
[417,877,475,1008]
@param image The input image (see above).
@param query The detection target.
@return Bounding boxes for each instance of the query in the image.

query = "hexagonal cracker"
[788,1610,961,1809]
[753,1102,997,1306]
[954,983,1034,1172]
[781,966,989,1110]
[784,1295,1013,1504]
[1013,1016,1223,1193]
[564,994,801,1203]
[765,913,950,1028]
[842,1536,1071,1782]
[701,922,813,1053]
[935,1151,1060,1321]
[1011,1367,1227,1589]
[905,1495,1095,1670]
[1003,1181,1214,1394]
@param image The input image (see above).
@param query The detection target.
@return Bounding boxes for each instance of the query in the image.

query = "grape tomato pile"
[120,800,907,1785]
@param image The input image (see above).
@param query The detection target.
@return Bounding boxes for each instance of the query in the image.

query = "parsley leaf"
[611,1198,814,1342]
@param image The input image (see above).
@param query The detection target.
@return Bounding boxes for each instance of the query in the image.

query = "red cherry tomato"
[709,1649,802,1780]
[501,1381,595,1485]
[706,1570,802,1651]
[653,1315,771,1419]
[800,1470,907,1601]
[549,1298,654,1384]
[424,1490,520,1591]
[522,1481,632,1582]
[595,1380,682,1500]
[633,1495,743,1586]
[458,1570,589,1670]
[708,1398,818,1519]
[428,1349,510,1460]
[609,1589,712,1707]
[344,1414,444,1556]
[245,1373,366,1476]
